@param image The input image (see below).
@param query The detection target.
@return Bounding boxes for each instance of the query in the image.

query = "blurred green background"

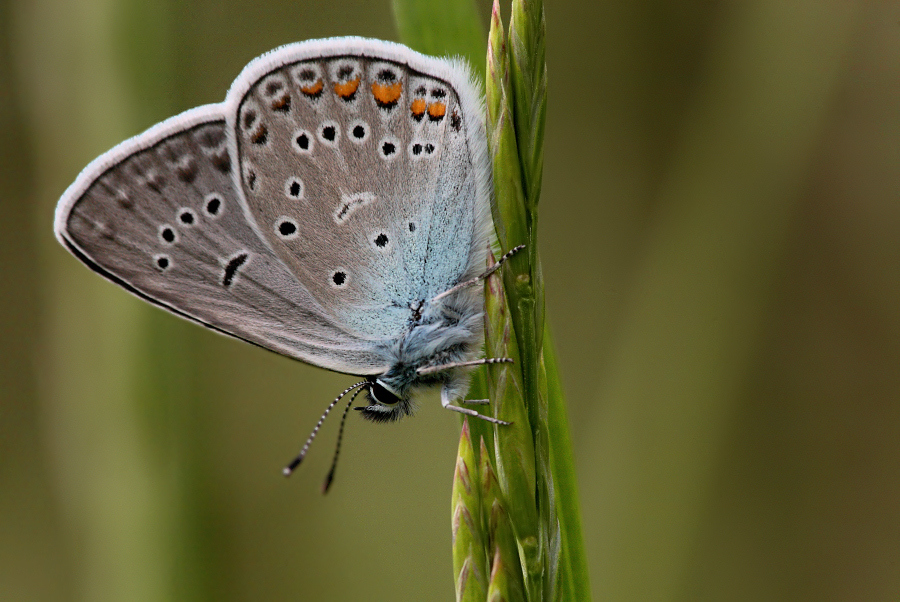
[2,0,899,600]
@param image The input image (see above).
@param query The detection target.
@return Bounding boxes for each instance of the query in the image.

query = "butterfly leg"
[418,356,513,376]
[441,385,511,425]
[431,244,525,302]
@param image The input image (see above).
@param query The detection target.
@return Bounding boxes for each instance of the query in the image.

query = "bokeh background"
[2,0,899,600]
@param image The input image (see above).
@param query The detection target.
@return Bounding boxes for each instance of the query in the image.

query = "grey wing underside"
[229,42,492,341]
[54,106,389,376]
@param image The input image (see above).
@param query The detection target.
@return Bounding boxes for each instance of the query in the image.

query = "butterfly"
[54,37,520,482]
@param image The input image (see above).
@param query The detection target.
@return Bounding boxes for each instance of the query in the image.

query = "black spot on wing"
[222,252,249,287]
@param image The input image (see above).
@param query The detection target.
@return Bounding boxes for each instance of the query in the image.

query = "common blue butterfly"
[54,37,519,480]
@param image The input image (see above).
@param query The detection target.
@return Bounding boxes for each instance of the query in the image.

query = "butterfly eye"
[370,381,400,406]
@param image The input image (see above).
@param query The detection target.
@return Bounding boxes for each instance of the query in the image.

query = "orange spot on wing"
[372,81,403,106]
[410,98,427,117]
[251,124,268,144]
[270,94,291,111]
[300,79,324,96]
[334,77,361,99]
[427,102,446,120]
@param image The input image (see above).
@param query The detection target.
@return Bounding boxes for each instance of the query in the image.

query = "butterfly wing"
[55,105,390,375]
[224,38,492,342]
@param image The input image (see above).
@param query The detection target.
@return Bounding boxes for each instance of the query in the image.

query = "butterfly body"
[360,284,485,421]
[54,38,497,425]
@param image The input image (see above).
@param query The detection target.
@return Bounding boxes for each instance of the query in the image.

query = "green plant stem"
[393,0,590,599]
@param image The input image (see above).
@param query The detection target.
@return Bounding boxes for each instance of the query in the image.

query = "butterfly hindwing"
[226,38,492,341]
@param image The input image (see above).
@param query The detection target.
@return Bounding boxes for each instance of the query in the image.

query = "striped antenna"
[321,387,366,493]
[283,381,368,477]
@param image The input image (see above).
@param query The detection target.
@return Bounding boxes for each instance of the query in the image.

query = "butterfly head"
[355,377,414,423]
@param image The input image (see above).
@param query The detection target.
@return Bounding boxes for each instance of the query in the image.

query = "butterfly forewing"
[55,107,389,375]
[229,42,489,341]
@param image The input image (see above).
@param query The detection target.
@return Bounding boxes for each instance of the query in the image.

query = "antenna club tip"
[321,472,335,494]
[282,467,293,477]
